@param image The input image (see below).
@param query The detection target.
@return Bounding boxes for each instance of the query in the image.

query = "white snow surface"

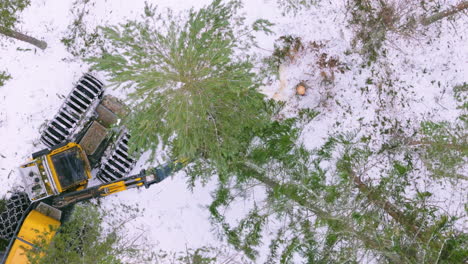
[0,0,467,263]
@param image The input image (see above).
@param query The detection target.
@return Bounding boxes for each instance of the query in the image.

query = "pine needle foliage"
[276,0,319,15]
[416,120,467,181]
[0,0,30,30]
[0,71,11,87]
[87,0,273,178]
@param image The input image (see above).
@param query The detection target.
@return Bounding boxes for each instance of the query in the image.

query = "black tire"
[0,192,30,240]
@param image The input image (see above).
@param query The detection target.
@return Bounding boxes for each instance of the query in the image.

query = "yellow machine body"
[4,208,61,264]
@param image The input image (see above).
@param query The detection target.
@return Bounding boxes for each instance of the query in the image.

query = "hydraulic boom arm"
[52,160,185,208]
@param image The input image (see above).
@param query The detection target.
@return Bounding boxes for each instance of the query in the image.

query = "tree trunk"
[349,170,423,239]
[420,1,468,26]
[408,140,467,152]
[0,27,47,50]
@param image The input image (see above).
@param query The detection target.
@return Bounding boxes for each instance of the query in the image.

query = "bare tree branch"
[420,1,468,26]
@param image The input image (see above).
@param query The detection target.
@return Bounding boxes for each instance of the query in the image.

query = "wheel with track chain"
[0,192,30,240]
[96,131,135,183]
[40,73,105,148]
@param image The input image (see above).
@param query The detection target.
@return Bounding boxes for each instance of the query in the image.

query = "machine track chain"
[0,192,31,240]
[40,73,105,148]
[96,132,136,183]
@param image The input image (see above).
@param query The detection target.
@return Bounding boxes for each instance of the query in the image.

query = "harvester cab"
[18,142,92,202]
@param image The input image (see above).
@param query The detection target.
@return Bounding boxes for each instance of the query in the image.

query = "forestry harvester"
[0,74,182,264]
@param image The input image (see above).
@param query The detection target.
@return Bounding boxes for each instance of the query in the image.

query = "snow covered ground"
[1,0,466,263]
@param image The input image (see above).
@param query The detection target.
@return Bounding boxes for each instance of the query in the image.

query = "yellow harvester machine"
[0,74,182,263]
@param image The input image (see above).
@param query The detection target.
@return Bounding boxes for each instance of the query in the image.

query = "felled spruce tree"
[88,0,273,181]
